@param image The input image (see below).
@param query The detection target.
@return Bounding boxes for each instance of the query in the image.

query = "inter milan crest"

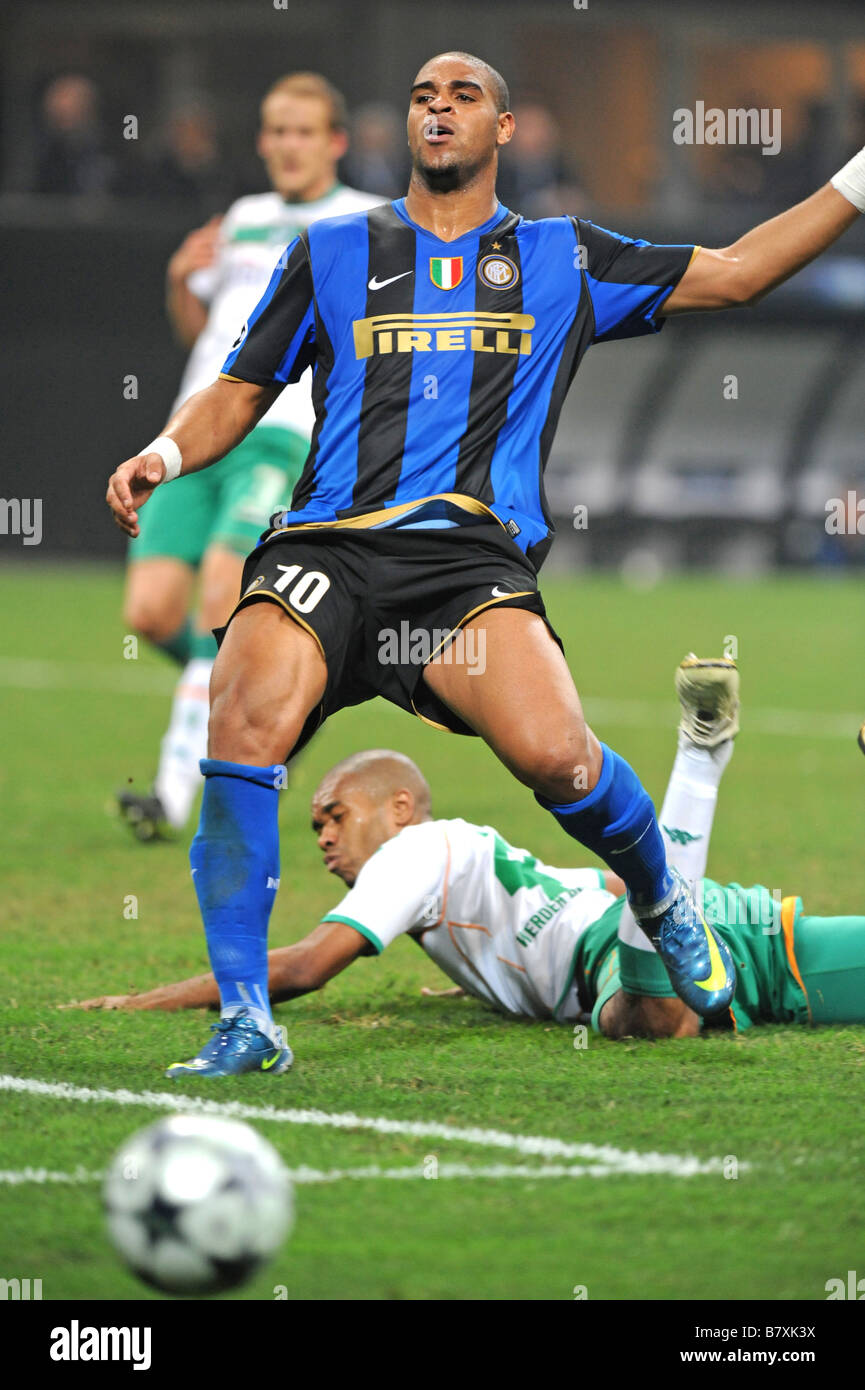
[478,254,519,289]
[429,256,463,289]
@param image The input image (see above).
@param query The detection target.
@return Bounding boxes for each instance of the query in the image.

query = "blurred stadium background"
[3,0,865,574]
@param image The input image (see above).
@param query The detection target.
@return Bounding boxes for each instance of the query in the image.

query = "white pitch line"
[0,1166,102,1186]
[0,658,174,697]
[584,696,857,742]
[0,1161,716,1186]
[0,659,858,741]
[261,1161,698,1183]
[0,1075,741,1177]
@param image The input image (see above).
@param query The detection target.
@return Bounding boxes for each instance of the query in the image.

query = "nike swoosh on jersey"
[368,271,413,291]
[695,923,729,992]
[491,585,512,597]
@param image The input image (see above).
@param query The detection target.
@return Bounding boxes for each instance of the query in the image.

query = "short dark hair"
[421,52,510,114]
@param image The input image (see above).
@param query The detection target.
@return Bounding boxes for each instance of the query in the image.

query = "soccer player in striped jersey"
[118,74,381,841]
[107,50,865,1075]
[76,657,865,1043]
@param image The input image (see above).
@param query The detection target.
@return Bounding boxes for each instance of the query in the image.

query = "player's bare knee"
[208,648,317,765]
[124,561,191,642]
[208,682,290,763]
[515,732,599,803]
[123,597,179,646]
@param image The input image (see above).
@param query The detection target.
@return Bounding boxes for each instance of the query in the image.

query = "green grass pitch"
[1,561,864,1301]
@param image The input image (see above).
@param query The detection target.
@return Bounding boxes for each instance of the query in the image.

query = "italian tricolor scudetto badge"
[429,256,463,289]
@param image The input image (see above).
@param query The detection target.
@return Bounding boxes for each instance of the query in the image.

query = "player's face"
[310,780,394,887]
[257,94,347,201]
[407,58,511,187]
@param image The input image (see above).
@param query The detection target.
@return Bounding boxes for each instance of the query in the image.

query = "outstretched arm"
[106,377,281,537]
[661,183,859,314]
[68,920,368,1012]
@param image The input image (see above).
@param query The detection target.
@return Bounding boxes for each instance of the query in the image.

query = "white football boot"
[675,654,740,748]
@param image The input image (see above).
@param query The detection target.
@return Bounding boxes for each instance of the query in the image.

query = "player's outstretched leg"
[165,759,294,1078]
[116,653,214,843]
[165,602,327,1079]
[116,654,213,843]
[616,654,739,1013]
[423,610,735,1018]
[537,751,735,1018]
[151,546,258,838]
[116,556,199,841]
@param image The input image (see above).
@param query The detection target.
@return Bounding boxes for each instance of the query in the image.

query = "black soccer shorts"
[220,521,562,757]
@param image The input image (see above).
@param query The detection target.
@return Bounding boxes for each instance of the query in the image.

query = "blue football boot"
[165,1011,293,1079]
[635,868,736,1018]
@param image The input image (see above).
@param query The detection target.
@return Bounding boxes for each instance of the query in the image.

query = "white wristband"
[142,435,183,482]
[830,147,865,213]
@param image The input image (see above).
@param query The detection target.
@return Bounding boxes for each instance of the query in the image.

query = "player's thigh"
[123,556,195,640]
[209,600,328,764]
[422,607,602,797]
[195,544,246,632]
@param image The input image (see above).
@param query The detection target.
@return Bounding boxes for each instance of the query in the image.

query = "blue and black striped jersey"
[220,199,696,569]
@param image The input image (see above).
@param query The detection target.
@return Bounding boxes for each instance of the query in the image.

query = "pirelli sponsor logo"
[353,311,534,360]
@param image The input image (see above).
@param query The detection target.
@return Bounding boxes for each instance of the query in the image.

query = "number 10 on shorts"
[273,563,331,613]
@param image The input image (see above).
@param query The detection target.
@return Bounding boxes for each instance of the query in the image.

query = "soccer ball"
[103,1114,293,1295]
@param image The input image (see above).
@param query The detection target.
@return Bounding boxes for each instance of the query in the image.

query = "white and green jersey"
[175,184,383,434]
[321,819,616,1022]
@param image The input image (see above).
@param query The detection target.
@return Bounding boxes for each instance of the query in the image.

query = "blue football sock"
[189,758,286,1037]
[535,743,673,915]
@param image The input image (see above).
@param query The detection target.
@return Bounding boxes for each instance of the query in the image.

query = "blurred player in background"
[79,657,865,1049]
[118,73,381,841]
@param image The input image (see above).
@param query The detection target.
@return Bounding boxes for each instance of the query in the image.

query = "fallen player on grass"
[71,656,865,1044]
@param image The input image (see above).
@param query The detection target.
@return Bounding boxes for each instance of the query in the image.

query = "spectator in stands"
[34,73,116,195]
[140,103,239,217]
[698,90,773,207]
[699,93,830,213]
[341,102,409,198]
[496,99,586,217]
